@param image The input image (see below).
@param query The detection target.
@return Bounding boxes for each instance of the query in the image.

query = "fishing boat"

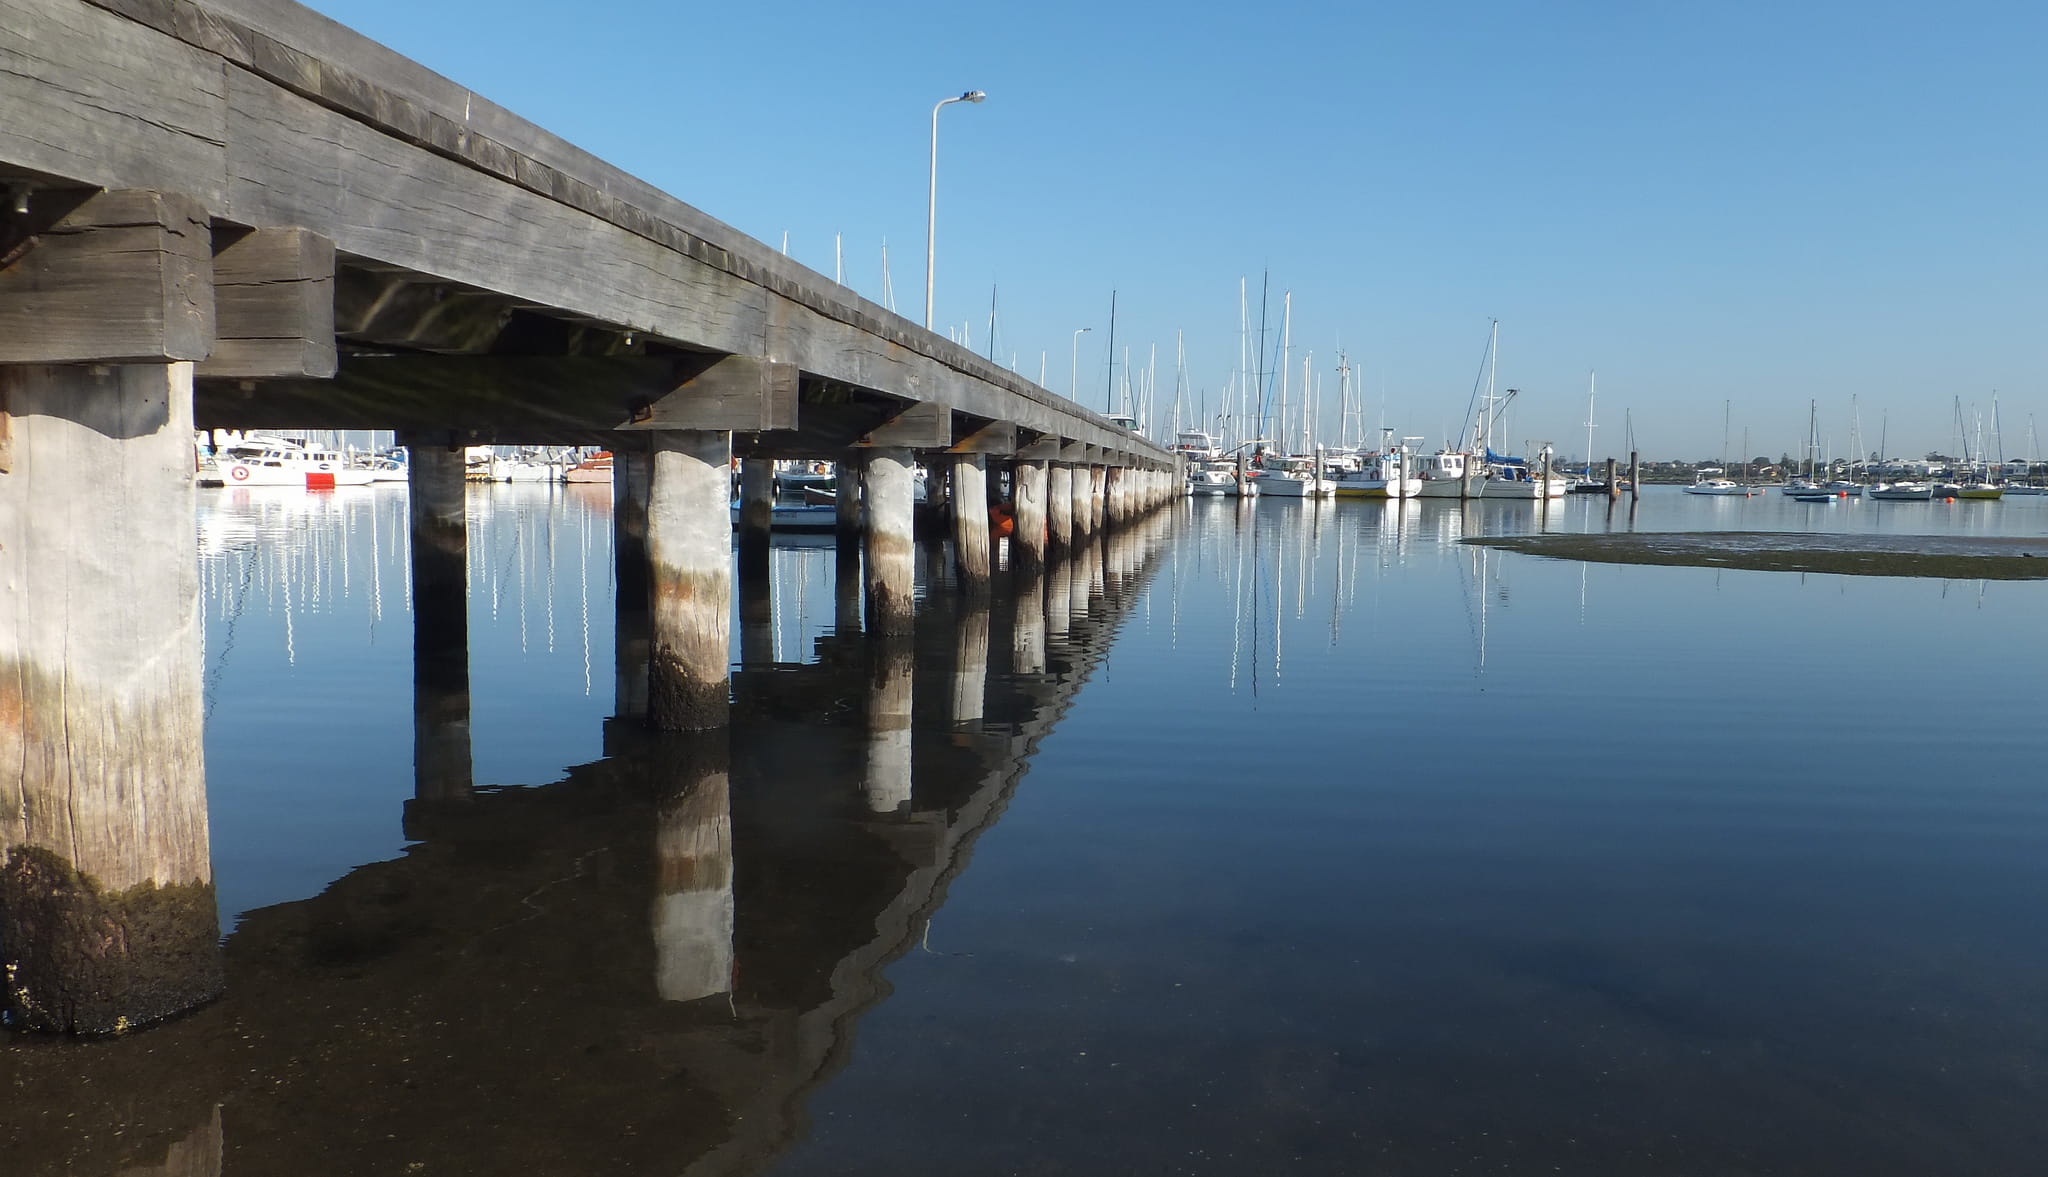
[1171,430,1223,462]
[1254,454,1334,498]
[1330,434,1420,498]
[1480,446,1567,499]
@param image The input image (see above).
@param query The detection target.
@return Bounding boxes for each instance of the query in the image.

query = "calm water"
[7,484,2046,1174]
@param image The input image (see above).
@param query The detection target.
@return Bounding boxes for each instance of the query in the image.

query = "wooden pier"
[0,0,1180,1033]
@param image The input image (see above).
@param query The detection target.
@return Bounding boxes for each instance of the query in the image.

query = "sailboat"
[1567,372,1610,493]
[1685,401,1752,495]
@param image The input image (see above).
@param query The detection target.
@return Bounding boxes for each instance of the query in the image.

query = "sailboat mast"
[1279,292,1291,453]
[1103,289,1117,414]
[1582,372,1597,478]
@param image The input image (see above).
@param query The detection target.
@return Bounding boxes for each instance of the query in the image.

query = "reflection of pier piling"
[1,510,1174,1171]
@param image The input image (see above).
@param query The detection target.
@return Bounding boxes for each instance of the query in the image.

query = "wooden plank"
[0,384,10,473]
[0,189,213,363]
[947,420,1017,456]
[199,226,336,378]
[222,68,773,362]
[0,0,228,205]
[196,352,793,439]
[1015,436,1062,461]
[857,401,949,449]
[622,356,797,433]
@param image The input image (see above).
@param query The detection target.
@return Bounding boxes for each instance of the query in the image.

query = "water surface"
[5,484,2044,1175]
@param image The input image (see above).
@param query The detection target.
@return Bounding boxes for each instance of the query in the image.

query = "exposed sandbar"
[1466,531,2048,580]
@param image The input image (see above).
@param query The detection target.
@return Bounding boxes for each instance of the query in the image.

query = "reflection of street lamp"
[1070,327,1092,400]
[925,90,986,330]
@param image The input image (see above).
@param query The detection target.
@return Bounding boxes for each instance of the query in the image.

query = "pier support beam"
[613,446,653,719]
[0,362,221,1034]
[647,430,733,730]
[1089,465,1108,535]
[1070,458,1095,541]
[1048,462,1074,553]
[407,441,474,804]
[949,454,991,597]
[737,457,774,581]
[1011,457,1049,578]
[834,457,863,553]
[861,447,917,634]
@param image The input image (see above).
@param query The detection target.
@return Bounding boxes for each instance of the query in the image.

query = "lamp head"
[961,90,987,103]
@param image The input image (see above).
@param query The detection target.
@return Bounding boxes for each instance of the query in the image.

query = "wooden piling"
[1606,457,1619,501]
[862,447,917,634]
[613,446,653,719]
[0,362,221,1034]
[408,442,474,803]
[1048,462,1074,552]
[737,456,774,579]
[950,453,991,596]
[647,430,732,730]
[1629,450,1641,495]
[1089,465,1109,534]
[1011,458,1049,579]
[834,457,862,551]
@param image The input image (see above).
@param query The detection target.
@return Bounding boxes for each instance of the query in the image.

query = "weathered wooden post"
[647,430,732,730]
[1011,446,1051,579]
[1629,450,1641,496]
[407,439,475,803]
[1,360,223,1034]
[1048,459,1074,552]
[1605,457,1619,501]
[613,445,653,719]
[862,448,918,633]
[1089,464,1109,535]
[949,452,991,596]
[651,733,733,1004]
[737,456,774,580]
[1070,448,1096,541]
[834,455,864,634]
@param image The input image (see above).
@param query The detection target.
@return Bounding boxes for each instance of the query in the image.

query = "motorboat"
[1253,455,1334,498]
[1867,482,1934,501]
[215,436,374,489]
[1683,478,1752,496]
[564,452,614,483]
[1331,447,1421,499]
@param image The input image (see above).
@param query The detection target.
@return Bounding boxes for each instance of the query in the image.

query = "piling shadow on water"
[1468,531,2048,580]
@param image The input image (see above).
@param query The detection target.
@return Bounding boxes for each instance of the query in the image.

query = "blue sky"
[300,0,2046,461]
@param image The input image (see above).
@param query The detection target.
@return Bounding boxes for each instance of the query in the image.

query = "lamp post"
[925,89,986,330]
[1070,327,1091,401]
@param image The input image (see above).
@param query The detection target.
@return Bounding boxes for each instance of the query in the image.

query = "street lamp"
[925,89,986,330]
[1070,327,1092,401]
